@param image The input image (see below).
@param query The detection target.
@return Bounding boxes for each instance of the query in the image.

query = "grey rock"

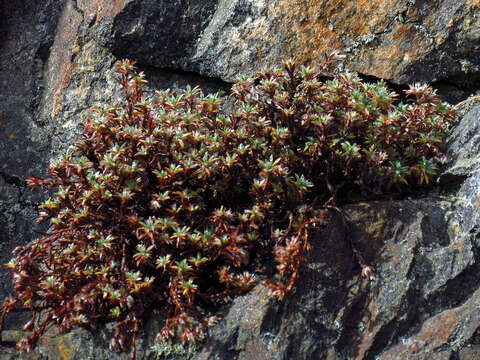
[80,0,480,88]
[195,196,479,359]
[0,0,67,317]
[441,103,480,181]
[102,0,219,69]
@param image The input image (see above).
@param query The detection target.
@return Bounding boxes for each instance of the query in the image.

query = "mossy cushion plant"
[0,52,456,359]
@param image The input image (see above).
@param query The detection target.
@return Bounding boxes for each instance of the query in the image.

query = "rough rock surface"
[195,0,480,87]
[0,0,67,304]
[1,0,480,359]
[99,0,480,88]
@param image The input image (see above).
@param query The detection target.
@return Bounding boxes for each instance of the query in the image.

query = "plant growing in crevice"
[0,53,456,359]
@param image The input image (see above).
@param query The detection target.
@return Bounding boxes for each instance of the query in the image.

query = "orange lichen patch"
[405,3,421,22]
[44,1,83,119]
[269,0,400,64]
[37,331,75,360]
[45,0,133,120]
[417,310,458,347]
[391,23,421,43]
[51,63,75,119]
[455,235,468,261]
[261,0,461,81]
[356,24,432,79]
[378,287,480,359]
[56,337,73,360]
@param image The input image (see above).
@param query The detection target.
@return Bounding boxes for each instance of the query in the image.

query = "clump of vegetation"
[0,52,456,359]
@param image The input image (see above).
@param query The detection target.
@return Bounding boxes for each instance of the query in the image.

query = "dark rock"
[104,0,219,69]
[440,102,480,186]
[195,195,479,360]
[0,0,67,315]
[62,0,480,89]
[0,0,65,178]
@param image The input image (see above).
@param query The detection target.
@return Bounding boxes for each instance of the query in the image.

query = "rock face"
[100,0,480,87]
[1,0,480,359]
[0,0,67,304]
